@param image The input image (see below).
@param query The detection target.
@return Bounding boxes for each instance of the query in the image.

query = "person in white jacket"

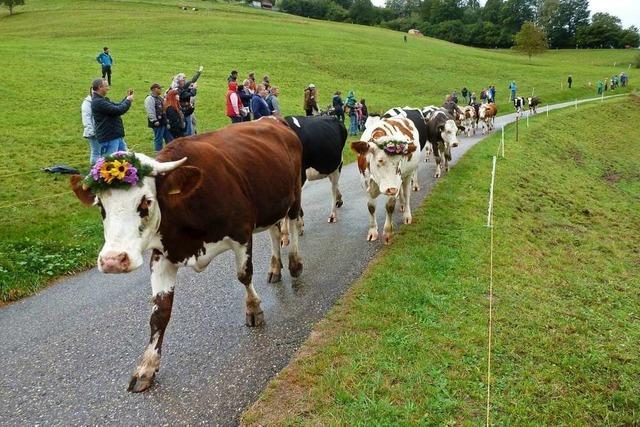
[81,89,101,164]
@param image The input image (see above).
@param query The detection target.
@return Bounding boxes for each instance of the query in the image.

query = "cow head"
[351,137,417,196]
[71,153,201,274]
[439,119,460,148]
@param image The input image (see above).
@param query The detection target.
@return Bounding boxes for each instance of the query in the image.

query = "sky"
[369,0,640,29]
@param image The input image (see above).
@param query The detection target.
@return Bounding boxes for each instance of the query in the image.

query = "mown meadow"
[0,0,637,300]
[242,97,640,424]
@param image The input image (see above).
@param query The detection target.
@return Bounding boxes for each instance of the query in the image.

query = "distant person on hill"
[345,90,358,136]
[226,81,244,124]
[145,83,172,153]
[480,88,488,104]
[266,86,281,115]
[251,85,271,120]
[596,80,603,95]
[228,70,238,83]
[332,91,345,123]
[461,87,468,103]
[604,78,608,91]
[164,89,186,139]
[303,84,319,116]
[567,75,573,89]
[239,79,254,121]
[509,81,517,101]
[81,88,100,165]
[96,47,114,86]
[469,92,477,105]
[489,85,496,103]
[90,78,132,156]
[451,91,458,104]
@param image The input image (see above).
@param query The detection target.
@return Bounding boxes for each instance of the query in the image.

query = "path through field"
[0,96,622,425]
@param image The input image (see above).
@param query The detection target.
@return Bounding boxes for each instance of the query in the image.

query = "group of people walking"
[452,85,497,106]
[330,90,368,136]
[596,73,629,94]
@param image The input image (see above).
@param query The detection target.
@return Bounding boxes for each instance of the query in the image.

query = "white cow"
[352,116,420,244]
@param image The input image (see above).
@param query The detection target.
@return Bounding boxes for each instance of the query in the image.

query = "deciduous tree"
[2,0,24,15]
[514,21,548,62]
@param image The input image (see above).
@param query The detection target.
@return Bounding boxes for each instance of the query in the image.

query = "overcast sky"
[369,0,640,29]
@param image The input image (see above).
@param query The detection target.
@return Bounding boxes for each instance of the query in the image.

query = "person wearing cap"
[90,78,132,156]
[226,81,244,124]
[303,84,319,116]
[145,83,173,152]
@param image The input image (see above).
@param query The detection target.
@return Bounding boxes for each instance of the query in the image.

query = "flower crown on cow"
[372,136,415,156]
[84,152,153,192]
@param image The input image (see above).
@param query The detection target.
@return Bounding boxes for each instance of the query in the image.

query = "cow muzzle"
[99,251,132,274]
[385,187,398,196]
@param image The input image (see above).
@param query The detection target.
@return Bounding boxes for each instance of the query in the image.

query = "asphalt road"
[0,98,616,426]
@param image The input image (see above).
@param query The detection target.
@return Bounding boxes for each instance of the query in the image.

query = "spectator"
[239,79,254,121]
[597,80,603,95]
[251,85,271,120]
[509,80,517,101]
[227,70,238,83]
[469,92,477,105]
[226,81,244,124]
[262,75,271,93]
[567,75,573,89]
[81,88,100,165]
[266,86,281,115]
[170,65,203,135]
[345,90,358,136]
[164,89,186,139]
[91,78,131,156]
[96,47,113,86]
[358,98,368,131]
[604,78,608,91]
[303,84,319,116]
[489,85,496,103]
[145,83,172,153]
[451,91,458,104]
[480,88,488,104]
[332,91,345,123]
[461,87,468,103]
[247,72,257,92]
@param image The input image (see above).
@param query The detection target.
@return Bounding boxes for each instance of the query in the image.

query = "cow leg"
[383,197,396,245]
[267,225,283,283]
[401,177,413,225]
[280,217,290,247]
[367,197,379,241]
[232,238,264,327]
[297,208,305,236]
[128,250,177,393]
[327,169,341,223]
[444,143,452,172]
[287,192,303,278]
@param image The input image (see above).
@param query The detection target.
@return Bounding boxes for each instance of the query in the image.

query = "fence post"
[546,106,549,117]
[516,115,519,142]
[526,113,529,128]
[486,156,497,228]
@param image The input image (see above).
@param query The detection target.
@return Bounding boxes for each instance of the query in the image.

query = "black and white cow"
[514,96,526,113]
[528,96,541,114]
[285,115,347,225]
[426,109,460,178]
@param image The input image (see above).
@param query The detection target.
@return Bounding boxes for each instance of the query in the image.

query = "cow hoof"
[452,142,459,147]
[404,216,412,225]
[246,310,264,327]
[267,272,282,283]
[399,205,405,212]
[328,215,337,223]
[434,173,441,178]
[336,200,344,208]
[289,255,303,278]
[127,373,155,393]
[367,230,378,242]
[280,235,290,247]
[298,228,304,236]
[412,185,420,192]
[383,233,392,245]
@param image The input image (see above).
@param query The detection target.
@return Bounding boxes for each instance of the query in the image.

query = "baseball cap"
[150,83,162,90]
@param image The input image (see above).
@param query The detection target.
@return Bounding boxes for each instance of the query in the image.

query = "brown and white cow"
[70,118,303,393]
[352,117,420,244]
[460,105,477,137]
[479,103,498,134]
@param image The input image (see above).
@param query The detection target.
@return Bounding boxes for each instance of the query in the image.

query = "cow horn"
[134,153,188,175]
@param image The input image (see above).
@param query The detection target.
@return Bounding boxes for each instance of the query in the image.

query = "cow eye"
[377,158,384,165]
[137,197,151,218]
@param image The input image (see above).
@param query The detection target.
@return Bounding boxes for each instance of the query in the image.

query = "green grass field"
[242,97,640,425]
[0,0,637,301]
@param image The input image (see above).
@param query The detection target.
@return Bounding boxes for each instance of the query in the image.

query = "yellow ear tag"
[168,188,182,195]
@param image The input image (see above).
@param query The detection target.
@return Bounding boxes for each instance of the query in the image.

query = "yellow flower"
[100,160,129,183]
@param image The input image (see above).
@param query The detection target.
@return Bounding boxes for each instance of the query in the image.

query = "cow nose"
[385,188,398,196]
[100,251,131,274]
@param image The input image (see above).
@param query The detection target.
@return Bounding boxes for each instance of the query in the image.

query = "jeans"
[230,116,243,124]
[184,115,193,136]
[348,113,358,135]
[152,126,173,152]
[86,136,101,165]
[99,137,127,159]
[101,66,112,85]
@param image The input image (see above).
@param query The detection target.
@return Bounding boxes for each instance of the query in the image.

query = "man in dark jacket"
[91,78,133,156]
[250,86,271,120]
[144,83,172,153]
[173,65,203,135]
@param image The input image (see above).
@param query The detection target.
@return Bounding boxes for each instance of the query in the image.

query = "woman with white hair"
[169,65,204,135]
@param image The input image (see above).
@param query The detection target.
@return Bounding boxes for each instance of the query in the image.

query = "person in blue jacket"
[96,47,114,86]
[250,85,271,120]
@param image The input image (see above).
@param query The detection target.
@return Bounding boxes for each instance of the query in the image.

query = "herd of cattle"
[69,99,505,392]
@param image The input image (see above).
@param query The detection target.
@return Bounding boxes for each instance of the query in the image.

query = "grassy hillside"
[0,0,637,300]
[242,97,640,425]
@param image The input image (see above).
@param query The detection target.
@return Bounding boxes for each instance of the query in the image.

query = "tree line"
[277,0,640,49]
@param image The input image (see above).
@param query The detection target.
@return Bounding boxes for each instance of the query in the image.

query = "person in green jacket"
[345,90,358,136]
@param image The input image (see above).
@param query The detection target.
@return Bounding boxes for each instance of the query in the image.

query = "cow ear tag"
[168,188,182,195]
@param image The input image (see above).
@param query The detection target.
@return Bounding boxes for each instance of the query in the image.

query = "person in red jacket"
[226,81,244,123]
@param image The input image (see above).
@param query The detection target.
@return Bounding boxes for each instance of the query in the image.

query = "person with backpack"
[266,86,281,115]
[303,84,319,116]
[345,90,358,136]
[332,91,345,123]
[144,83,172,152]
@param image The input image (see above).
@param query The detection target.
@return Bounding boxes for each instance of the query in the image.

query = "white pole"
[500,126,505,158]
[561,82,563,90]
[575,99,578,110]
[602,91,604,103]
[487,156,497,227]
[532,88,535,97]
[629,64,632,70]
[546,106,549,117]
[527,113,529,127]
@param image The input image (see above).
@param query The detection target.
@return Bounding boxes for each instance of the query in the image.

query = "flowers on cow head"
[372,136,415,156]
[84,152,153,193]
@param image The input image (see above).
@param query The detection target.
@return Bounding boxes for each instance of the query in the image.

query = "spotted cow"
[479,102,498,134]
[70,118,303,393]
